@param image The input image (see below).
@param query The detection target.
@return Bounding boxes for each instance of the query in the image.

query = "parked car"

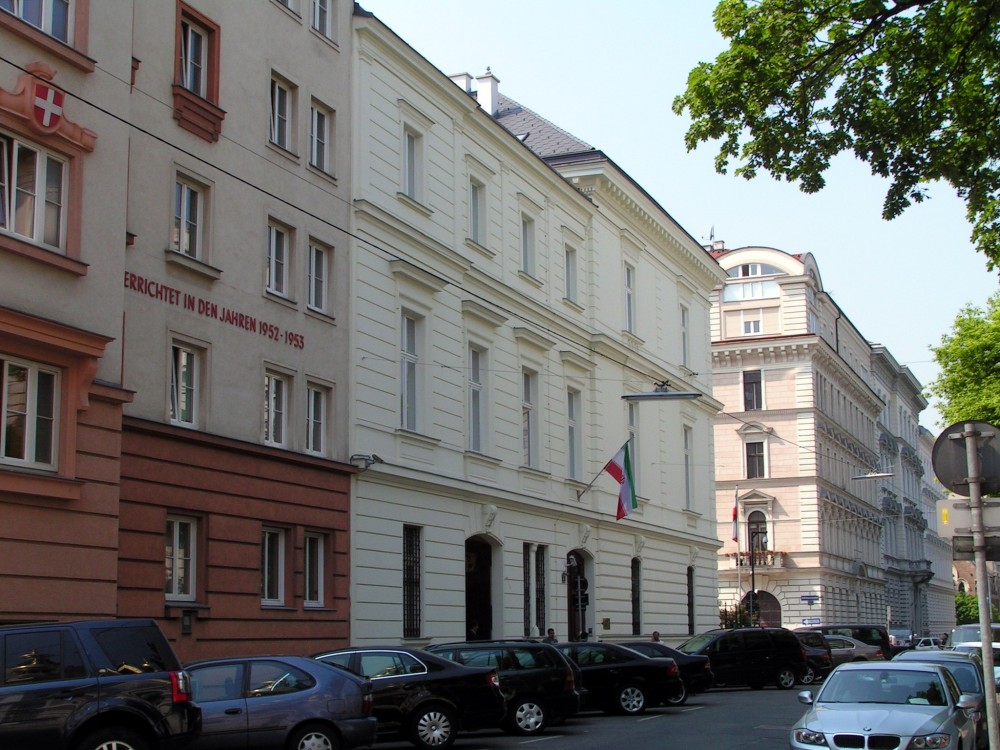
[893,647,990,749]
[555,641,684,715]
[0,618,200,750]
[616,640,714,703]
[676,627,807,690]
[425,640,581,735]
[185,655,376,750]
[823,634,885,664]
[797,624,892,659]
[313,646,505,750]
[794,631,833,685]
[948,641,1000,687]
[790,661,979,750]
[914,637,944,651]
[951,623,1000,646]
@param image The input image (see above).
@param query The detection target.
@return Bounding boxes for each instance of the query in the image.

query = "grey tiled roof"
[494,93,596,158]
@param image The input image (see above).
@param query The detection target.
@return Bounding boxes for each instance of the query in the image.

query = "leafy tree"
[955,590,999,624]
[673,0,1000,268]
[929,292,1000,425]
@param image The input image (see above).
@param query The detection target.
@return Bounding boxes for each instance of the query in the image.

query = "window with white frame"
[307,241,328,313]
[742,312,762,336]
[305,383,327,455]
[627,401,639,495]
[264,371,288,447]
[169,343,199,427]
[172,176,203,259]
[266,220,289,296]
[402,127,422,200]
[3,0,73,43]
[746,441,765,479]
[743,370,763,410]
[624,263,636,333]
[520,214,535,275]
[261,527,285,604]
[521,368,537,467]
[165,515,197,601]
[564,245,578,302]
[311,0,331,37]
[304,532,324,607]
[680,304,690,368]
[310,101,333,173]
[1,355,57,469]
[1,130,67,251]
[567,388,581,480]
[469,177,484,245]
[269,76,293,150]
[683,425,693,510]
[468,346,484,452]
[179,16,206,97]
[400,314,419,431]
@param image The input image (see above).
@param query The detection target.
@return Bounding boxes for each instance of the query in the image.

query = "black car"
[426,640,582,735]
[555,641,684,715]
[677,627,807,690]
[617,640,714,703]
[313,646,505,750]
[794,631,833,685]
[0,618,200,750]
[186,655,377,750]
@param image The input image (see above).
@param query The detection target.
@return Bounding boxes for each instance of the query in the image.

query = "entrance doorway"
[465,537,493,640]
[566,550,588,640]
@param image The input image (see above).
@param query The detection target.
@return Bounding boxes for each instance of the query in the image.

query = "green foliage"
[929,292,1000,426]
[673,0,1000,268]
[955,590,1000,624]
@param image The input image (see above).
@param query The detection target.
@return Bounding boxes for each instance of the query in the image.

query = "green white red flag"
[604,443,637,520]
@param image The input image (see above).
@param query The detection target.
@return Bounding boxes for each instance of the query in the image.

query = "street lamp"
[621,380,701,401]
[748,528,768,626]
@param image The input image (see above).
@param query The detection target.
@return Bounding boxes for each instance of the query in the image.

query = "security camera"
[370,454,384,464]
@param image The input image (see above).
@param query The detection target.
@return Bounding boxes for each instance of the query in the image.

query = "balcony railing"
[727,550,785,569]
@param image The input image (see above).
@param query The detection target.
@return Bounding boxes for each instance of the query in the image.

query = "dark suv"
[677,627,807,690]
[426,640,581,735]
[0,618,200,750]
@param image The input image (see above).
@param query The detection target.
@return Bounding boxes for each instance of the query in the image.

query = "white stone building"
[918,426,957,638]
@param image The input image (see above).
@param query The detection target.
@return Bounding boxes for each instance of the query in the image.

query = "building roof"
[493,93,596,159]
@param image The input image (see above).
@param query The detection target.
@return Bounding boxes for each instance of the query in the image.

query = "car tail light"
[171,670,192,703]
[666,662,679,678]
[361,685,373,716]
[874,648,884,658]
[563,666,576,692]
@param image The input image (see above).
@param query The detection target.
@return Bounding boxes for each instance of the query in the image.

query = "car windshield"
[819,670,948,705]
[677,634,716,654]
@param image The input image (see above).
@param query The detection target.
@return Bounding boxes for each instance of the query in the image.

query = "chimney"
[713,240,726,251]
[450,73,474,93]
[475,69,500,117]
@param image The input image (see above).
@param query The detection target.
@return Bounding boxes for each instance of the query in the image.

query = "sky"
[361,0,999,431]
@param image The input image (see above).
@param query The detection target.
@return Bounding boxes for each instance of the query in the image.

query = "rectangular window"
[310,101,333,173]
[564,245,577,302]
[746,441,765,479]
[261,527,285,604]
[627,402,639,495]
[520,215,535,275]
[266,221,289,296]
[631,558,641,636]
[521,368,537,467]
[169,344,199,427]
[264,371,288,447]
[1,356,57,469]
[567,388,581,480]
[402,128,420,200]
[534,545,547,635]
[683,425,693,510]
[270,77,292,150]
[173,5,222,142]
[2,0,72,43]
[311,0,331,37]
[400,314,418,431]
[179,17,206,96]
[307,241,328,313]
[165,515,196,601]
[468,346,484,453]
[522,543,531,637]
[469,178,484,245]
[173,178,202,259]
[742,314,762,335]
[624,263,636,333]
[743,370,762,411]
[0,131,66,251]
[680,305,690,368]
[305,384,326,455]
[304,532,324,607]
[403,525,421,638]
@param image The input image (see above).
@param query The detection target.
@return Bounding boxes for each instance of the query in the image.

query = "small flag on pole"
[732,491,739,542]
[604,443,637,520]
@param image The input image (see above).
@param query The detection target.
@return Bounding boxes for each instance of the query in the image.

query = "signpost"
[801,617,821,625]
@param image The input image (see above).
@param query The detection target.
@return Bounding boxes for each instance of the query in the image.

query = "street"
[379,685,809,750]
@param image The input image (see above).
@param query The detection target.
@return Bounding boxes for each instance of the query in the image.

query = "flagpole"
[576,440,629,500]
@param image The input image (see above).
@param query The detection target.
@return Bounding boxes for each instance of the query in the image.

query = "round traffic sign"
[931,421,1000,496]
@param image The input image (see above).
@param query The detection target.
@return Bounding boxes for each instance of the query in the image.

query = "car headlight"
[792,729,828,746]
[909,734,951,749]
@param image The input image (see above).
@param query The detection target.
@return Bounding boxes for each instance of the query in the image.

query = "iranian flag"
[604,443,637,520]
[732,490,739,542]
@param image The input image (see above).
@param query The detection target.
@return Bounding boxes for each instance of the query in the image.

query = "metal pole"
[961,422,999,749]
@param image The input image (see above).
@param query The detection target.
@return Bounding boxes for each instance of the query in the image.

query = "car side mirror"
[957,694,979,710]
[798,690,814,705]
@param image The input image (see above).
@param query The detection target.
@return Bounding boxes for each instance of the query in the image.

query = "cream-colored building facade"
[348,10,726,644]
[918,426,958,638]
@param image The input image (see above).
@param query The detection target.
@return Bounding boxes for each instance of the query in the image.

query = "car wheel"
[409,704,457,750]
[665,680,688,706]
[775,667,797,690]
[76,728,151,750]
[288,722,339,750]
[505,697,547,736]
[614,683,647,715]
[799,666,816,685]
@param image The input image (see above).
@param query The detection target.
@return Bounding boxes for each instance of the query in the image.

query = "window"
[179,16,205,96]
[169,343,199,427]
[520,214,535,275]
[624,263,635,333]
[0,131,66,250]
[680,305,690,368]
[748,510,768,551]
[305,383,326,455]
[264,371,288,447]
[1,0,71,42]
[522,543,531,637]
[567,388,581,480]
[686,566,695,635]
[564,245,577,302]
[469,178,484,245]
[746,441,765,479]
[727,262,783,278]
[304,532,324,607]
[266,220,289,296]
[683,425,693,510]
[309,101,333,173]
[468,346,484,452]
[307,241,328,313]
[743,370,762,410]
[534,545,547,636]
[627,401,639,495]
[311,0,331,37]
[402,127,421,200]
[743,315,762,335]
[165,515,196,601]
[172,177,203,259]
[174,5,223,142]
[403,525,421,638]
[521,368,537,467]
[631,557,641,636]
[270,76,292,150]
[4,630,85,683]
[1,356,57,469]
[400,314,419,431]
[261,527,285,604]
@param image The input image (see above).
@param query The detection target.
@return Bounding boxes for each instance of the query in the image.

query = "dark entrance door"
[566,551,587,641]
[465,537,492,640]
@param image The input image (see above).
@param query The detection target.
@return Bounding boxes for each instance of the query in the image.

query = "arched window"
[748,510,768,551]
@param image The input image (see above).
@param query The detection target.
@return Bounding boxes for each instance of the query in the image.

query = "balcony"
[727,550,785,569]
